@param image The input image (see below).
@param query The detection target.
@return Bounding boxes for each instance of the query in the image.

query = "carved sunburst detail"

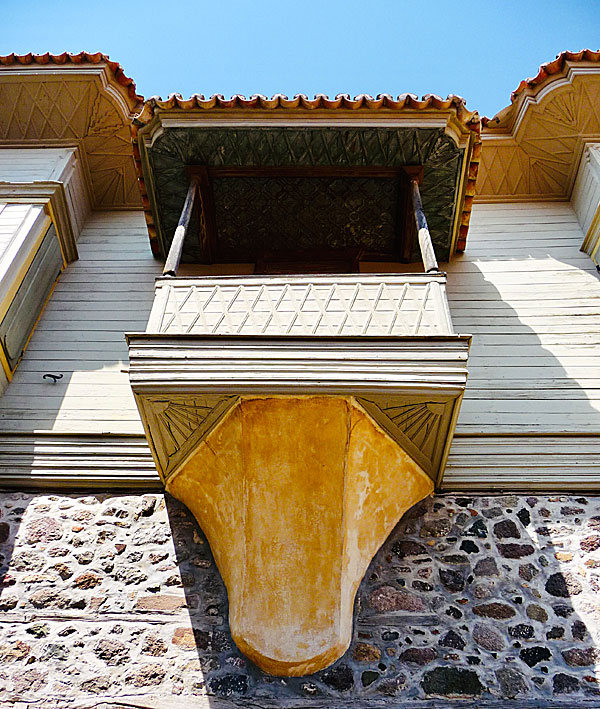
[379,401,444,462]
[145,395,237,476]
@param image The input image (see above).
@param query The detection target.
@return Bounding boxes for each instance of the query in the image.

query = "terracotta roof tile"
[135,91,478,125]
[482,49,600,127]
[0,51,143,106]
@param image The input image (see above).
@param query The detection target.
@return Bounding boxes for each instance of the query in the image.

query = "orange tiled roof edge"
[134,91,478,122]
[0,51,143,107]
[482,48,600,128]
[132,93,481,255]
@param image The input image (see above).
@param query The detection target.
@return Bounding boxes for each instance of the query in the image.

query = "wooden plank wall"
[0,203,598,489]
[0,210,161,435]
[443,201,600,489]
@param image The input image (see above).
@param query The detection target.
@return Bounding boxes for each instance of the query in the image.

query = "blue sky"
[2,0,599,117]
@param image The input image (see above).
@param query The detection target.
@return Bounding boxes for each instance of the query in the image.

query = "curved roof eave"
[133,92,481,255]
[483,48,600,131]
[0,51,143,109]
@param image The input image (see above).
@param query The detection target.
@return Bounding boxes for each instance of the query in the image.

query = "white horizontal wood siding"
[0,202,598,490]
[444,201,600,489]
[0,210,161,435]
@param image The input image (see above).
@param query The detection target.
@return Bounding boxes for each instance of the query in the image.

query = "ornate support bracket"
[128,330,470,675]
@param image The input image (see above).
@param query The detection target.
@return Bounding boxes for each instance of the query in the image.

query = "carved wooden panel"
[478,74,600,200]
[153,275,453,337]
[139,394,238,478]
[357,396,455,480]
[379,400,445,461]
[0,76,139,208]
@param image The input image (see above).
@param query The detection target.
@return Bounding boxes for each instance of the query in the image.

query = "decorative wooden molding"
[0,433,159,489]
[0,181,78,262]
[444,434,600,491]
[0,64,141,209]
[478,67,600,202]
[357,396,455,482]
[128,334,470,400]
[137,394,238,480]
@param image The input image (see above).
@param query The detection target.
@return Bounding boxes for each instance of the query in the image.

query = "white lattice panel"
[150,275,453,337]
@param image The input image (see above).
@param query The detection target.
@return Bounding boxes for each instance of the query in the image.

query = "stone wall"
[1,490,600,707]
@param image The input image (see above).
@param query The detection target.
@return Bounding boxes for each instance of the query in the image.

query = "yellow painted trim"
[0,338,13,382]
[0,216,65,376]
[44,203,68,268]
[448,133,473,259]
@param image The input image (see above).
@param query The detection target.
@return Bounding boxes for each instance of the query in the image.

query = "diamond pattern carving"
[157,277,451,337]
[212,175,397,259]
[0,76,139,208]
[149,126,462,261]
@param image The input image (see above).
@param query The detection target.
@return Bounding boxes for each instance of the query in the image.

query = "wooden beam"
[163,179,198,277]
[188,166,407,179]
[195,167,218,264]
[395,168,423,263]
[402,165,424,184]
[397,172,414,262]
[410,178,439,273]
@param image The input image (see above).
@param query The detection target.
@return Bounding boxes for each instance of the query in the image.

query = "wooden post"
[410,179,439,273]
[163,179,198,277]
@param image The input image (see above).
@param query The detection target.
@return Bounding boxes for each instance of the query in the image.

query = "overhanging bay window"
[0,181,77,389]
[128,99,480,676]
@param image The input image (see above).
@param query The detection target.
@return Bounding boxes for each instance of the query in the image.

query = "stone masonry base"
[1,490,600,706]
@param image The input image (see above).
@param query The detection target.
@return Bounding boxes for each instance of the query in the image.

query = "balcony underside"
[127,272,469,676]
[128,333,469,484]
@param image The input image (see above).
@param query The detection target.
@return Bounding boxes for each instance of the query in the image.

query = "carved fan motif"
[148,396,231,467]
[379,401,444,462]
[0,78,139,208]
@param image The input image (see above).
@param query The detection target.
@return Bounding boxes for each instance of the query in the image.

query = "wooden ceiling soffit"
[137,123,479,260]
[0,54,143,210]
[478,59,600,202]
[133,100,480,256]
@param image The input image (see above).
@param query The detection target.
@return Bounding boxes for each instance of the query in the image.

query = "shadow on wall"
[165,492,600,705]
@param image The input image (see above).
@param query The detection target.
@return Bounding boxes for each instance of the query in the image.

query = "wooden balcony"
[127,178,470,677]
[129,271,469,477]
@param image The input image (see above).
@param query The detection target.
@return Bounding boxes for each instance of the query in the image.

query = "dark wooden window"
[181,165,423,273]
